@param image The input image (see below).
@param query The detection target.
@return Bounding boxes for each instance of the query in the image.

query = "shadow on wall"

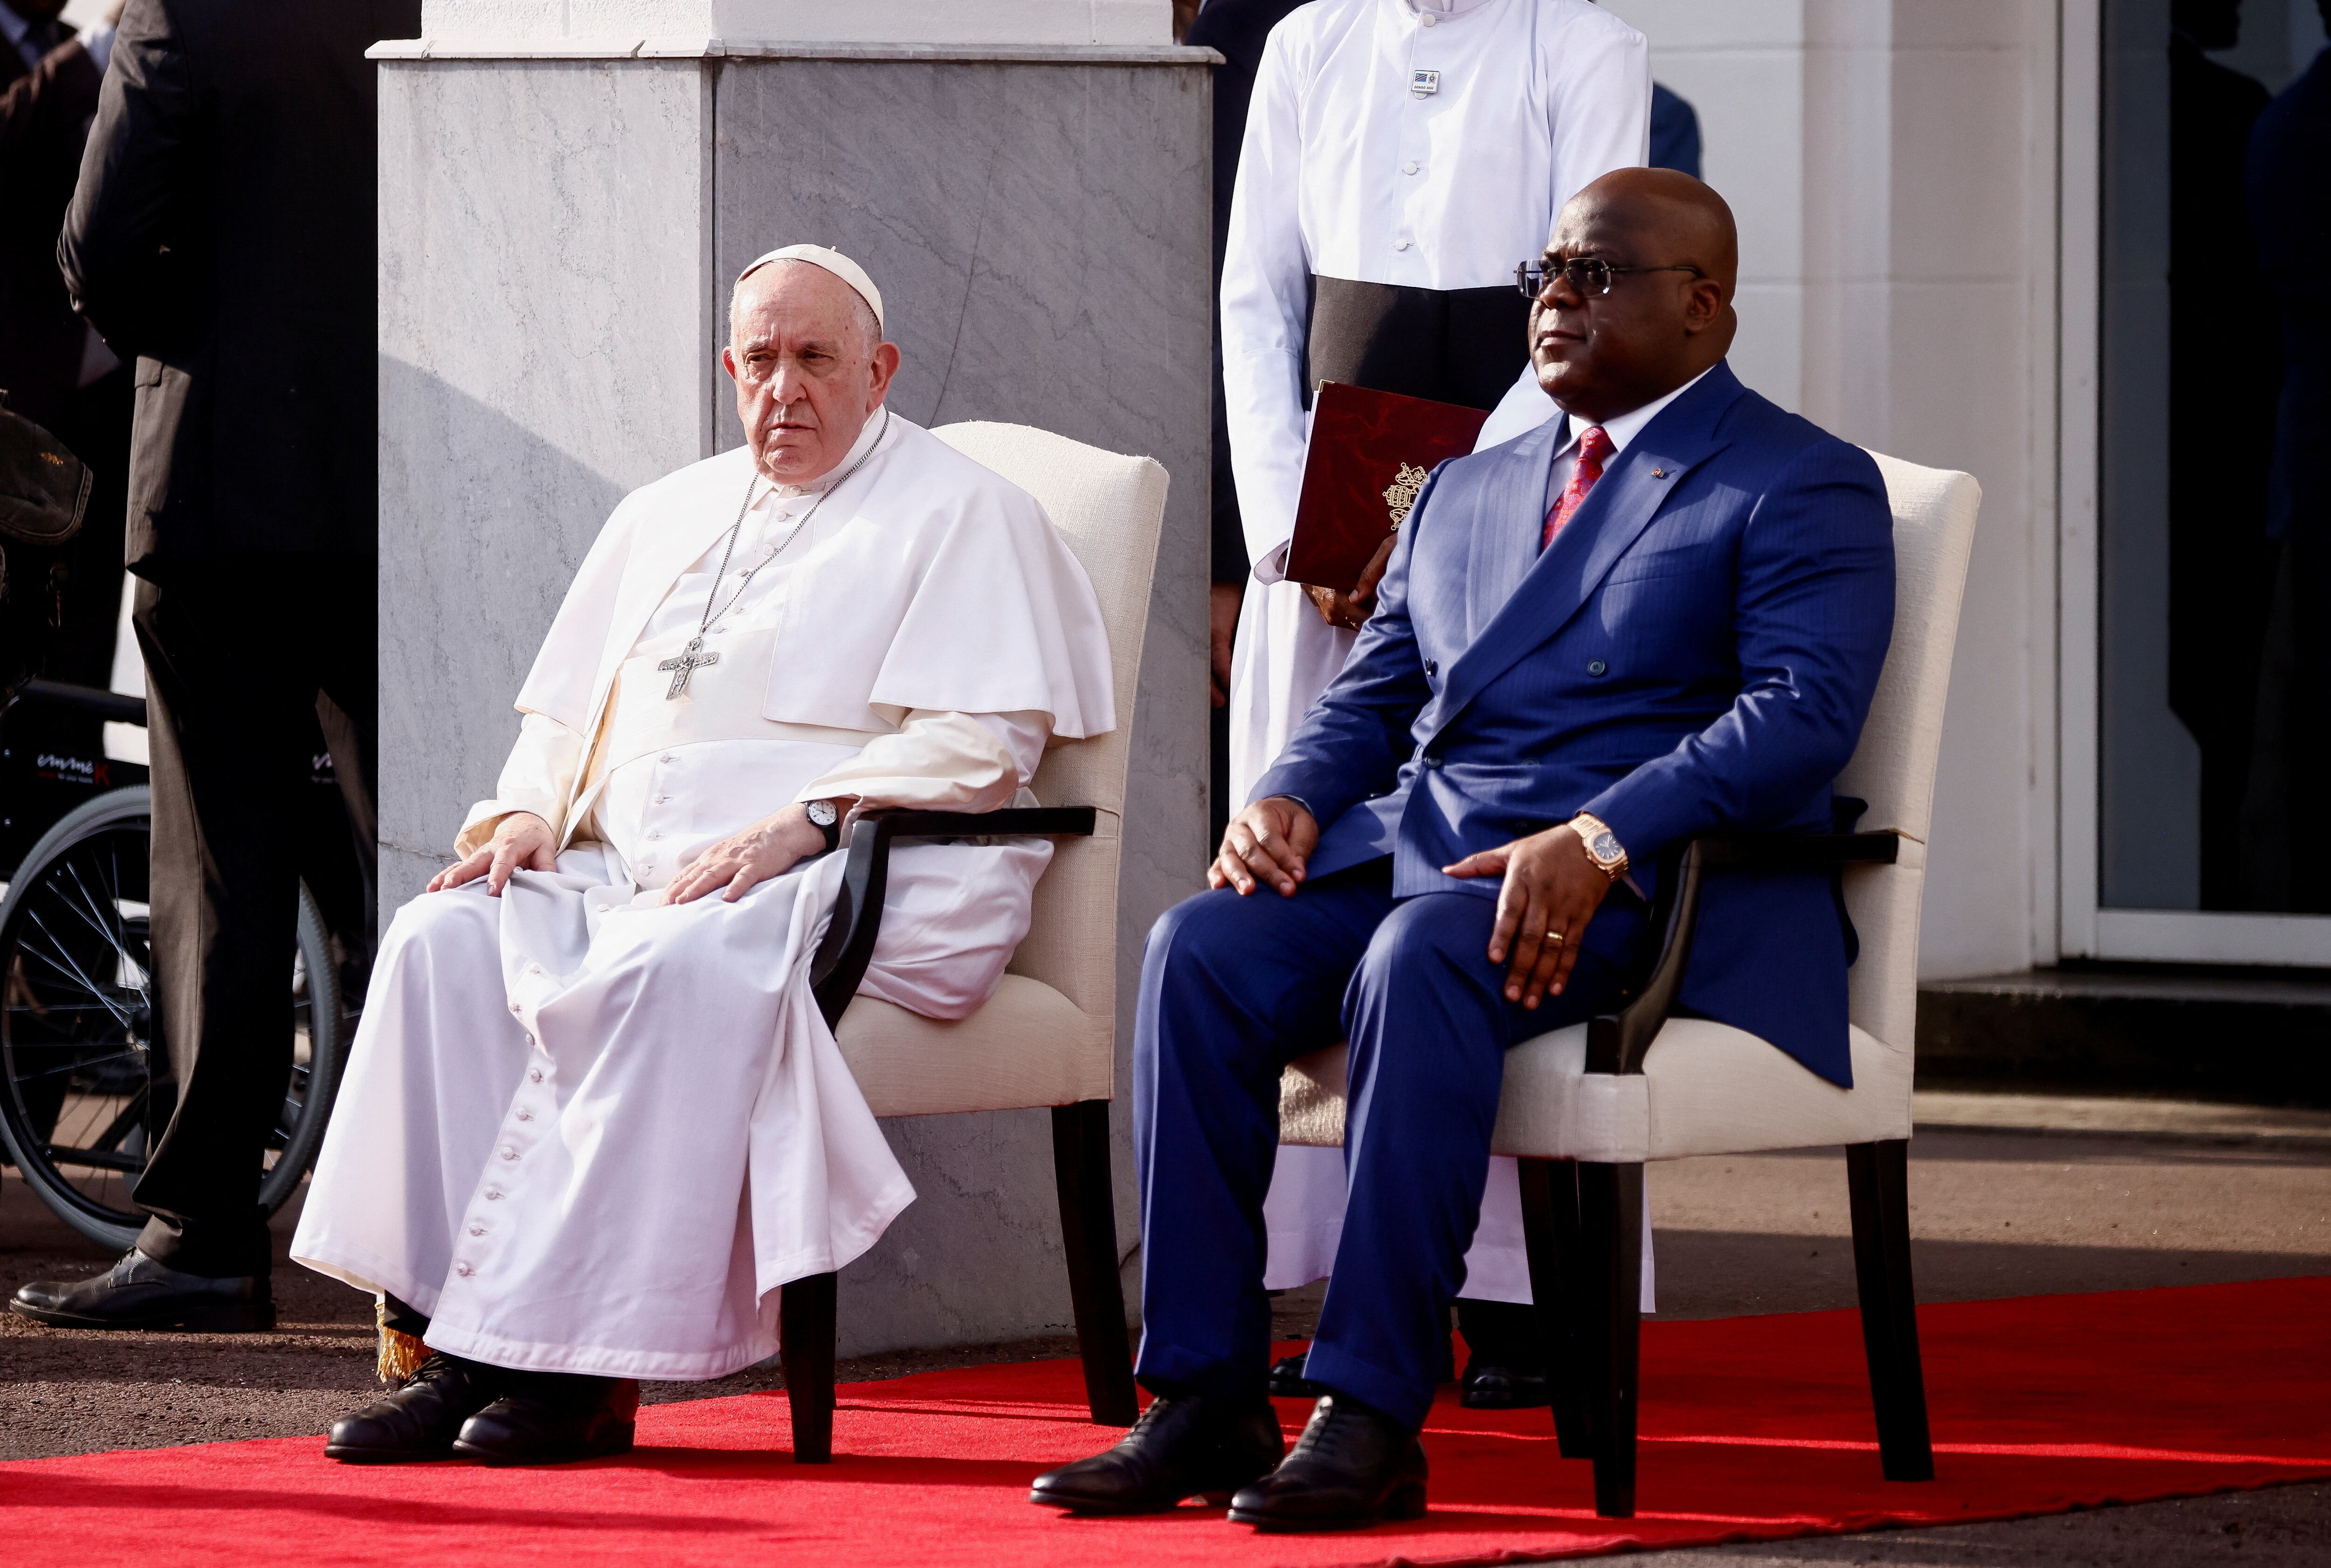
[374,356,631,909]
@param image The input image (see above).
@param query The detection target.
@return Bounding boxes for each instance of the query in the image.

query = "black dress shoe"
[1269,1351,1323,1399]
[1029,1394,1285,1514]
[453,1373,639,1464]
[1228,1392,1427,1532]
[7,1250,274,1332]
[326,1354,504,1463]
[1460,1360,1552,1410]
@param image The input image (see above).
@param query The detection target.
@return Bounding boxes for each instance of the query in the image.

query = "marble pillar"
[374,39,1213,1354]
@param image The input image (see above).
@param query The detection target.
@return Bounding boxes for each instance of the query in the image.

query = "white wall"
[1605,0,2062,981]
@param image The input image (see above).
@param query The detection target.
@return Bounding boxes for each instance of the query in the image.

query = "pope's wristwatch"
[804,798,842,854]
[1569,811,1629,880]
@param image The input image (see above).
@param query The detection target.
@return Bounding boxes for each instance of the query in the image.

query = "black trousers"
[130,553,377,1278]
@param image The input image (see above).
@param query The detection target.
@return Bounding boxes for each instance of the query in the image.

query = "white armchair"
[779,422,1169,1461]
[1276,451,1982,1517]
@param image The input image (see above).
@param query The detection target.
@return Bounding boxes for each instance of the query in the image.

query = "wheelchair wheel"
[0,787,347,1251]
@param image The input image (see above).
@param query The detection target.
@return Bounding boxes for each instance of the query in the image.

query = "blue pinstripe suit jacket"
[1254,361,1896,1084]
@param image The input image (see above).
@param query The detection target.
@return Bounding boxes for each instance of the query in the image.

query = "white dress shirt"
[1221,0,1651,572]
[1540,364,1714,514]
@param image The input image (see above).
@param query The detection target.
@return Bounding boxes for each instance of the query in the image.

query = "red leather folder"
[1285,381,1490,592]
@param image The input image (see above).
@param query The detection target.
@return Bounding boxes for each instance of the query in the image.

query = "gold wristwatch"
[1569,812,1629,880]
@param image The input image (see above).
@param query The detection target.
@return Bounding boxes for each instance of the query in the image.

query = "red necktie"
[1542,424,1614,551]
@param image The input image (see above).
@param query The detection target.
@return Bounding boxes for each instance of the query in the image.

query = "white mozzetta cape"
[518,414,1114,770]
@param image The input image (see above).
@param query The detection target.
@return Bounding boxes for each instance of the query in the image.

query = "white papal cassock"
[1221,0,1649,1308]
[292,411,1113,1380]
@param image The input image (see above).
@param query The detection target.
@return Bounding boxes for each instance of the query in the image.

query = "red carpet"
[3,1278,2326,1567]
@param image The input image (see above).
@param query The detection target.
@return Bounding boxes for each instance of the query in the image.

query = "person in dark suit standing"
[2165,0,2281,909]
[7,0,421,1333]
[1033,169,1893,1530]
[1648,81,1701,178]
[2242,2,2331,910]
[0,2,132,757]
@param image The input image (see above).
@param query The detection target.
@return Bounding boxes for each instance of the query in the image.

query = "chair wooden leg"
[1579,1160,1643,1518]
[779,1271,838,1463]
[1052,1099,1139,1426]
[1847,1139,1935,1481]
[1517,1156,1593,1458]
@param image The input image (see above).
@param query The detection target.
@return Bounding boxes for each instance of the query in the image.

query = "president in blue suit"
[1034,170,1896,1532]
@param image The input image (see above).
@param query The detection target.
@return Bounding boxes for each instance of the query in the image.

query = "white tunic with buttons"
[1217,0,1648,1306]
[291,413,1114,1380]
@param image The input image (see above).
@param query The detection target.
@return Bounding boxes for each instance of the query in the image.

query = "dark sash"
[1302,276,1531,412]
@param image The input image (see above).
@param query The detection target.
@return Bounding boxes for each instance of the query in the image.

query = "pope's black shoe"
[1029,1394,1285,1514]
[452,1373,639,1464]
[325,1354,504,1463]
[7,1250,274,1332]
[1460,1361,1552,1410]
[1227,1392,1427,1532]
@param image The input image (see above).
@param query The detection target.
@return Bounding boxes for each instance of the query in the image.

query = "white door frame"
[2057,0,2331,967]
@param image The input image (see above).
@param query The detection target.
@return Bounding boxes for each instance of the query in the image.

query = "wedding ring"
[1545,929,1565,944]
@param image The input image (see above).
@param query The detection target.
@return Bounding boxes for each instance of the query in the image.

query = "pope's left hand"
[661,802,833,905]
[1442,824,1613,1009]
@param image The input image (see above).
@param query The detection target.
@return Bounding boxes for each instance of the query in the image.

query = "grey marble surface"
[377,57,714,902]
[375,52,1209,1356]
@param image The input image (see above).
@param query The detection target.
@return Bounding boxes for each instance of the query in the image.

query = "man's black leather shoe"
[452,1373,639,1464]
[1228,1392,1427,1532]
[326,1354,504,1463]
[1029,1394,1285,1514]
[1460,1361,1552,1410]
[7,1250,274,1332]
[1269,1351,1323,1399]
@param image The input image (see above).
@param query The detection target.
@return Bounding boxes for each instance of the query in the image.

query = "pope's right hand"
[429,811,557,897]
[1209,795,1318,898]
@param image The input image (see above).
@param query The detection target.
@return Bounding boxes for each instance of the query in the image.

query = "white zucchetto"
[736,244,886,334]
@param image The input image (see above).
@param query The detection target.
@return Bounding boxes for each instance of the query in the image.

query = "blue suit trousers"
[1131,862,1638,1428]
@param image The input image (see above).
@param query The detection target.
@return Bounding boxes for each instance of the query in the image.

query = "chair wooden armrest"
[1588,832,1903,1077]
[808,805,1101,1031]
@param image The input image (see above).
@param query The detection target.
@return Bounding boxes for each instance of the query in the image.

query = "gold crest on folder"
[1382,463,1431,530]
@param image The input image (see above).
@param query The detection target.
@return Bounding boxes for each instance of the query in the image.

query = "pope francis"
[293,247,1114,1464]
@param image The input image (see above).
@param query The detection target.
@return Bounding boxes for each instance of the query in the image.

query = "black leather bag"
[0,394,89,697]
[0,397,90,547]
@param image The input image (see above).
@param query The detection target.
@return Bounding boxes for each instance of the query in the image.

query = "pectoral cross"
[658,636,719,699]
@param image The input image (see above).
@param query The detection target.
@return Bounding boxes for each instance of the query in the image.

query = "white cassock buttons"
[455,1263,475,1277]
[469,1225,486,1237]
[1394,239,1411,251]
[1402,160,1420,175]
[516,1111,533,1122]
[529,1070,543,1083]
[1420,10,1435,23]
[509,1002,522,1015]
[485,1189,504,1200]
[500,1147,519,1161]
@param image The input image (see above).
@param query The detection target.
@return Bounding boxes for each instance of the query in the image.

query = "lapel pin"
[1652,468,1668,478]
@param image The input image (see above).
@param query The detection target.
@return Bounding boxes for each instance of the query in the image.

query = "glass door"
[2091,0,2331,962]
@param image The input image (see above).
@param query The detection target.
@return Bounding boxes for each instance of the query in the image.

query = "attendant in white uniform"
[1217,0,1648,1403]
[295,248,1113,1465]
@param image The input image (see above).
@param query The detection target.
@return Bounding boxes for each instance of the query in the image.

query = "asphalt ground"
[2,1094,2326,1563]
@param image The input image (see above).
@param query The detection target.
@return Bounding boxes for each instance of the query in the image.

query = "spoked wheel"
[0,787,347,1251]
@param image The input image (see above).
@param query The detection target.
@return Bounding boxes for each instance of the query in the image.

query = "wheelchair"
[0,679,370,1251]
